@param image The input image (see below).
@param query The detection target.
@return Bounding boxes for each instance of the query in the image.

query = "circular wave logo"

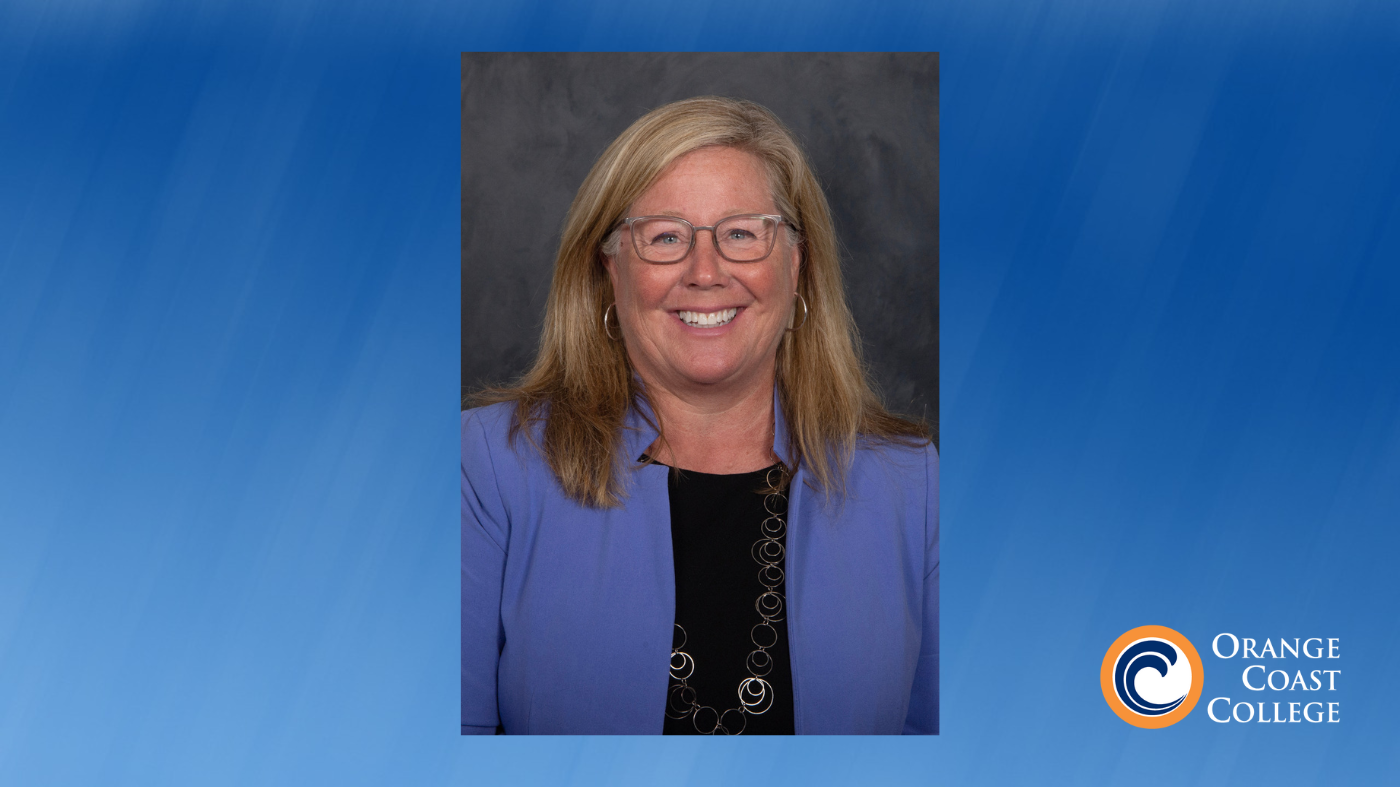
[1100,625,1204,728]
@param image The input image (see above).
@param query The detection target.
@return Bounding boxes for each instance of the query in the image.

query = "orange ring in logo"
[1100,625,1204,728]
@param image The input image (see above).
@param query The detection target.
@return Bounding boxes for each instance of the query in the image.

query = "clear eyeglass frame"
[616,213,789,264]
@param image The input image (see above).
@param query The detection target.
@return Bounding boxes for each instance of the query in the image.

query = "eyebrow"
[637,209,773,220]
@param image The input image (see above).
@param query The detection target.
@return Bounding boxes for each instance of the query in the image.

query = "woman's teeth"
[677,308,738,327]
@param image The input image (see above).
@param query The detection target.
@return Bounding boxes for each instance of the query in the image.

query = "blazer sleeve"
[461,409,510,735]
[904,444,940,734]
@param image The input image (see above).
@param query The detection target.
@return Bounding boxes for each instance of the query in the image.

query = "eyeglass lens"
[631,216,778,263]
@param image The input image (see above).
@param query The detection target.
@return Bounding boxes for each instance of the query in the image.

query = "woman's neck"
[642,376,777,474]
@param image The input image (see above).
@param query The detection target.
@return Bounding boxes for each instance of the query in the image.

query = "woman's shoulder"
[461,402,550,514]
[852,434,937,473]
[842,436,937,508]
[461,400,550,479]
[461,401,519,448]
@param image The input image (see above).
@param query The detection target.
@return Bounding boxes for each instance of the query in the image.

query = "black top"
[656,459,796,735]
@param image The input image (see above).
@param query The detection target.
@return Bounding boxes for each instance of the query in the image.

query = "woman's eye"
[727,229,754,240]
[654,233,681,245]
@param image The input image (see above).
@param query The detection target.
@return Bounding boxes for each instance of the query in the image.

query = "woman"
[462,97,938,735]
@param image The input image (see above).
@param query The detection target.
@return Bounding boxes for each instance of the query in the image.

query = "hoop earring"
[788,293,808,332]
[602,303,620,341]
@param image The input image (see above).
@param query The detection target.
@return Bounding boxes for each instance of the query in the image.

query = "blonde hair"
[474,96,930,507]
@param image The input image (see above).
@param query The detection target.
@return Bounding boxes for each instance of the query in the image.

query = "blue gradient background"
[2,1,1397,785]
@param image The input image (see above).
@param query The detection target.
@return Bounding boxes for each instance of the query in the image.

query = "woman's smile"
[675,307,741,329]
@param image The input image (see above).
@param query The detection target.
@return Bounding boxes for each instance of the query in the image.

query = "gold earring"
[603,303,620,341]
[788,293,808,331]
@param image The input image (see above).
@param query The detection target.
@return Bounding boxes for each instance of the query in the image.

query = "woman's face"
[604,146,802,397]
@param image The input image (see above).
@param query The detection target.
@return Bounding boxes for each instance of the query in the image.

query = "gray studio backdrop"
[462,52,938,440]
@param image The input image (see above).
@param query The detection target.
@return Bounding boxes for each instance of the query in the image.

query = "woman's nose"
[684,229,725,286]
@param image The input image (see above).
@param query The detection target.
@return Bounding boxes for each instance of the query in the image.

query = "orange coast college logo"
[1101,625,1205,728]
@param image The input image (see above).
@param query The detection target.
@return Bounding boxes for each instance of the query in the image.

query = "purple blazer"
[461,396,938,734]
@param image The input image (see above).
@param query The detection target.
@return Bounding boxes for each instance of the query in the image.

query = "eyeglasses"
[617,214,788,264]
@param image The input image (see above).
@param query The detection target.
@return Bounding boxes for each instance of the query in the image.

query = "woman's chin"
[668,359,752,389]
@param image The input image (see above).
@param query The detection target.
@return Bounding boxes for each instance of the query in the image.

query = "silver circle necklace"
[665,464,788,735]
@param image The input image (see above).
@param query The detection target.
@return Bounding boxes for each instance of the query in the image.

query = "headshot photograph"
[461,52,939,735]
